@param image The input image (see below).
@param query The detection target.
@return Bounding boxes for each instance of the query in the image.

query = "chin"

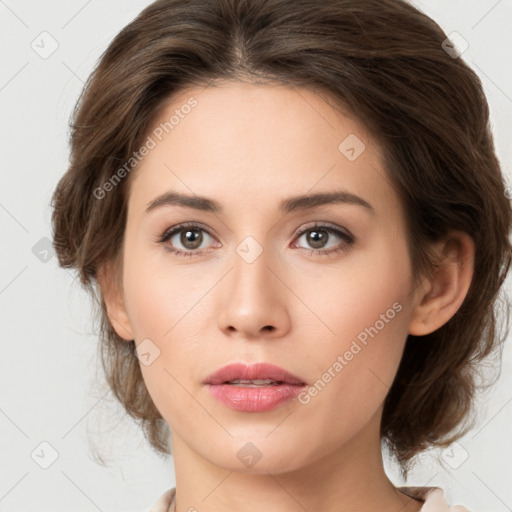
[202,437,311,475]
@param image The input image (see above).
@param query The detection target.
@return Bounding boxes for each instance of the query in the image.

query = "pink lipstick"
[204,362,307,412]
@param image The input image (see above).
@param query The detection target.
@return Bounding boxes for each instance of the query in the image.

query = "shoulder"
[147,487,176,512]
[398,486,473,512]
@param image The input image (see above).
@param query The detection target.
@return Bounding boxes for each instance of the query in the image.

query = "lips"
[204,362,307,412]
[204,362,306,386]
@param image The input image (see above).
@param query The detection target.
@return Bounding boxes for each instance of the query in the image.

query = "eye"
[292,223,355,256]
[157,222,355,258]
[157,222,218,257]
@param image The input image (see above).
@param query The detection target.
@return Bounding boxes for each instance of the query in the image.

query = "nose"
[217,243,291,340]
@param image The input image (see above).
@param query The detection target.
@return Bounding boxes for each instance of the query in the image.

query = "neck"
[169,407,422,512]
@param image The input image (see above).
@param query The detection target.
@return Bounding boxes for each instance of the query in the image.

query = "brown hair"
[51,0,512,479]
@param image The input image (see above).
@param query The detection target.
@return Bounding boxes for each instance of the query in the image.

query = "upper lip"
[204,362,306,385]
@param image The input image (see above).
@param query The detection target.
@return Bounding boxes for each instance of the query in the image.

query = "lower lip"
[206,383,305,412]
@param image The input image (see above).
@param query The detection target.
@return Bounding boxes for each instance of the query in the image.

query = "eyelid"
[159,221,216,241]
[291,222,355,254]
[292,221,353,240]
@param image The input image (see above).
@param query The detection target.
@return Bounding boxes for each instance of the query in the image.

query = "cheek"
[121,249,211,418]
[118,236,208,379]
[300,239,411,344]
[294,241,412,404]
[122,235,209,341]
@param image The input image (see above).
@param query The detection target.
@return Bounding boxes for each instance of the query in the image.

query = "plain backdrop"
[1,1,511,511]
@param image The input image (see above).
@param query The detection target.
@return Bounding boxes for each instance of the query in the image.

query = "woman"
[51,0,511,510]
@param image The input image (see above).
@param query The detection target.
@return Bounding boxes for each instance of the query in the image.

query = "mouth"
[204,362,306,386]
[223,379,287,387]
[204,363,307,412]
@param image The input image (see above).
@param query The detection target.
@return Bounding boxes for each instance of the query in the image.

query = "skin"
[99,81,475,512]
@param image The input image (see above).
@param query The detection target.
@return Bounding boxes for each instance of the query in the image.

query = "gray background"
[1,1,511,511]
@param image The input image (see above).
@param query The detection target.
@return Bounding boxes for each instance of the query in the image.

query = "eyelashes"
[156,221,355,258]
[157,222,218,258]
[292,223,354,256]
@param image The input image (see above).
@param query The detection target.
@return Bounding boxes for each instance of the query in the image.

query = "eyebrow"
[145,189,375,215]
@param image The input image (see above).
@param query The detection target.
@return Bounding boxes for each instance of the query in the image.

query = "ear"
[408,231,475,336]
[96,259,135,341]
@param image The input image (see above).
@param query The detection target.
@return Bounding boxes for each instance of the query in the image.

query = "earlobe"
[408,232,475,336]
[96,260,135,341]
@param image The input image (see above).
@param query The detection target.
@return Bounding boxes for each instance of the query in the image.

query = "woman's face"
[112,81,420,473]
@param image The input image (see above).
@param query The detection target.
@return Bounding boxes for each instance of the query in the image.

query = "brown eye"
[294,224,355,256]
[305,229,329,249]
[179,229,203,250]
[158,223,217,257]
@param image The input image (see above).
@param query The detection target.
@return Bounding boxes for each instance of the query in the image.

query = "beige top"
[148,486,473,511]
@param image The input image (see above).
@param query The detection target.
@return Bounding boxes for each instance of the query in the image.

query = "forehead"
[127,81,397,219]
